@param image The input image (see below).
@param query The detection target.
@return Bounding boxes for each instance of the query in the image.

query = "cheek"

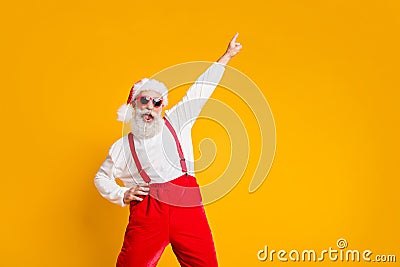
[136,104,146,110]
[154,108,163,115]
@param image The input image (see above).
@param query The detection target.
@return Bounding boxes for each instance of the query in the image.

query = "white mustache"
[136,109,158,118]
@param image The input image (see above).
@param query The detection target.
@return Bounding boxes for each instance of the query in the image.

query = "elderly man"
[94,33,242,267]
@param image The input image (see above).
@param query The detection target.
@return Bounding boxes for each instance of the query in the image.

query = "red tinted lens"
[153,99,163,107]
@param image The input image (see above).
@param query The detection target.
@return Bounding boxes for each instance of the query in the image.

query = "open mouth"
[142,113,154,122]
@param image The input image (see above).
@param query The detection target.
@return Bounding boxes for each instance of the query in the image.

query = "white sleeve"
[94,145,130,207]
[165,62,226,131]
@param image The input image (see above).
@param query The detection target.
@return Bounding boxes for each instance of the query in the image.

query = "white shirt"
[94,62,226,206]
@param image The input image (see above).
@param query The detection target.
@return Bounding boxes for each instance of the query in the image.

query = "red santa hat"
[117,78,169,122]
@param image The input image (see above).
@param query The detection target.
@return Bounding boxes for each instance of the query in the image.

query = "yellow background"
[1,0,399,266]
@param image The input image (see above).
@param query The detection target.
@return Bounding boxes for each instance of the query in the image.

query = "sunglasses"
[136,96,163,107]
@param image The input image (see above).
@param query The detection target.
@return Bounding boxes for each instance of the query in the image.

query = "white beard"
[130,108,163,139]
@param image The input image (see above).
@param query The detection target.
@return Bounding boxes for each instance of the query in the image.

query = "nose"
[146,100,154,110]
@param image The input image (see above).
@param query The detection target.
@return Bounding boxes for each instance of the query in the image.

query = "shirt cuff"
[119,187,130,207]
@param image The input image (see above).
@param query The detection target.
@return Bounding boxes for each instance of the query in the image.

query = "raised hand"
[217,32,242,65]
[225,32,242,58]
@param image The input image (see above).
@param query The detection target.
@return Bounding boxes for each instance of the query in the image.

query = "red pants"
[116,175,218,267]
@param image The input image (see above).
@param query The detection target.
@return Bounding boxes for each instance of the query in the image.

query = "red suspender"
[128,132,151,183]
[163,117,188,174]
[127,117,188,183]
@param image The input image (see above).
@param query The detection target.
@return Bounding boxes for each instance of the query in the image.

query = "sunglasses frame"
[135,95,163,108]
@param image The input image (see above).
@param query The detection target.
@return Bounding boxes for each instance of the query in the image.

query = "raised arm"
[165,33,243,131]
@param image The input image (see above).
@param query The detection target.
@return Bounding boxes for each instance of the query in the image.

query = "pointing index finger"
[230,32,239,44]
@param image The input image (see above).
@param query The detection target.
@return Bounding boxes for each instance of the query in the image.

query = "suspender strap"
[163,117,188,174]
[128,132,151,183]
[127,117,188,183]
